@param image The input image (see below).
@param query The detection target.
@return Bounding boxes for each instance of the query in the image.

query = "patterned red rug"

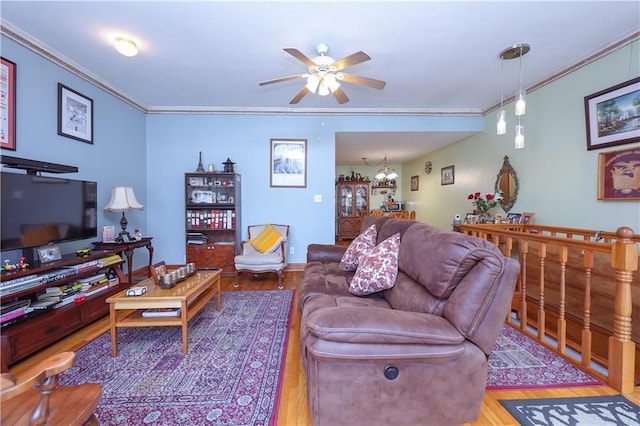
[487,325,604,390]
[60,290,293,425]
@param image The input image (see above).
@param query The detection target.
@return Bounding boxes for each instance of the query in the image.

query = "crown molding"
[3,21,638,117]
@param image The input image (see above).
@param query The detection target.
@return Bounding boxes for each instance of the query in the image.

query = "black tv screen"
[1,172,98,251]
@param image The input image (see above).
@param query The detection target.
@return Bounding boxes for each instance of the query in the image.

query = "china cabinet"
[336,180,370,240]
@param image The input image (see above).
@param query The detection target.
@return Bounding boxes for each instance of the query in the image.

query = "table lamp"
[104,186,144,242]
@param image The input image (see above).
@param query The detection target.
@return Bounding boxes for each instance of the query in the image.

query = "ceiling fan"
[259,43,386,105]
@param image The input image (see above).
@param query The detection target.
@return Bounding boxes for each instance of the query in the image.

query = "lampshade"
[104,186,144,212]
[515,124,525,149]
[114,36,138,57]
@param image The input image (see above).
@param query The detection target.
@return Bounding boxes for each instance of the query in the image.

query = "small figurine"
[17,257,29,270]
[134,229,142,241]
[76,248,91,258]
[3,259,16,273]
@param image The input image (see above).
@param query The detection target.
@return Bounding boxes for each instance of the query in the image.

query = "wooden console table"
[92,237,153,282]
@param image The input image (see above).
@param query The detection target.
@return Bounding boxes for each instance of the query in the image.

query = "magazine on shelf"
[142,308,181,318]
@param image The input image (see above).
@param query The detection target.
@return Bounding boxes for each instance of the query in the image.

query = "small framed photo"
[464,213,479,224]
[597,146,640,200]
[521,212,536,224]
[1,57,16,151]
[585,77,640,150]
[151,261,167,285]
[410,175,419,191]
[38,245,62,263]
[270,138,307,188]
[507,213,522,224]
[441,165,455,185]
[58,83,94,144]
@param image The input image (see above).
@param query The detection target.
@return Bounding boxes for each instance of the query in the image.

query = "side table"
[92,237,154,282]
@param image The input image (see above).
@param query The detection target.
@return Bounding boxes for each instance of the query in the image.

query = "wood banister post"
[608,226,638,393]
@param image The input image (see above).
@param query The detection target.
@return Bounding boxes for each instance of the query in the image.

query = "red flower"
[467,194,474,200]
[486,194,494,201]
[474,192,481,199]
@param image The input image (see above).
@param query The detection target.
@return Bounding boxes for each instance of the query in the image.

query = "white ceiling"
[1,1,639,165]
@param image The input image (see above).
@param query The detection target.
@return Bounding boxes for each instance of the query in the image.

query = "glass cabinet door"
[340,185,353,217]
[355,184,368,214]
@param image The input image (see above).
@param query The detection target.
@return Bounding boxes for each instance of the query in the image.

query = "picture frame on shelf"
[521,212,536,224]
[270,138,307,188]
[585,77,640,150]
[1,57,16,151]
[38,245,62,263]
[441,165,455,185]
[506,212,522,224]
[410,175,419,191]
[57,83,94,144]
[597,146,640,200]
[464,213,479,224]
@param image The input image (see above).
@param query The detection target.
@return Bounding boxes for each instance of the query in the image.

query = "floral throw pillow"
[349,233,401,296]
[340,224,378,271]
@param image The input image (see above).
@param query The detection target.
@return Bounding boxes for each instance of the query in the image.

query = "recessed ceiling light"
[114,36,138,57]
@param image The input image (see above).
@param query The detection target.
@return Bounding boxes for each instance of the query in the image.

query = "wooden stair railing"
[460,223,638,393]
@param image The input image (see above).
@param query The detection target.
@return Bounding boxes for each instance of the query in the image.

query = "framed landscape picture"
[585,77,640,150]
[270,138,307,188]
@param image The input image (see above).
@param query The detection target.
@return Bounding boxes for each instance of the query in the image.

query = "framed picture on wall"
[1,57,16,151]
[410,175,419,191]
[441,165,454,185]
[270,138,307,188]
[58,83,94,144]
[597,146,640,200]
[585,77,640,150]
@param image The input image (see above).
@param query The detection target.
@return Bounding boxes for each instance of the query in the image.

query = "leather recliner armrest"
[306,306,465,345]
[307,244,347,263]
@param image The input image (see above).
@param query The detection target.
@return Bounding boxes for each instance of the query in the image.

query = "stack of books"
[100,255,123,267]
[1,274,43,296]
[1,299,34,327]
[76,273,109,297]
[37,281,84,309]
[187,232,208,245]
[142,307,181,318]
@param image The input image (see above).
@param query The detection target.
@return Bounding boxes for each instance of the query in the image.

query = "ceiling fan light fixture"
[306,74,320,93]
[386,169,398,180]
[114,36,138,57]
[375,170,387,180]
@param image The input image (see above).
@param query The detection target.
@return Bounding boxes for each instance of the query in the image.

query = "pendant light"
[498,43,530,148]
[496,58,507,135]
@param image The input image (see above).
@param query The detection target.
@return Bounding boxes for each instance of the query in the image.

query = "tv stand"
[0,249,127,372]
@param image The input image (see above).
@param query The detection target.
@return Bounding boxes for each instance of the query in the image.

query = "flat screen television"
[1,172,98,252]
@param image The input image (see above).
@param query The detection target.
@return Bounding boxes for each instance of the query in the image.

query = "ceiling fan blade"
[340,73,386,90]
[283,48,316,67]
[332,87,349,104]
[259,74,307,86]
[332,51,371,70]
[290,86,310,104]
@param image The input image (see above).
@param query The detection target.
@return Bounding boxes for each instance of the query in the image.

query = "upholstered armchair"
[1,352,101,425]
[234,224,289,289]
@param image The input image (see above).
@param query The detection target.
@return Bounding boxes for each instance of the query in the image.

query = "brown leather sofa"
[298,216,520,426]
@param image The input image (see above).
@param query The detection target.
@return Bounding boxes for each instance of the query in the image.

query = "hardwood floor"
[9,270,639,425]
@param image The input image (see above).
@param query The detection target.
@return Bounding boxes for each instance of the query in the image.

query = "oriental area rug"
[486,325,603,390]
[500,395,640,426]
[60,290,293,425]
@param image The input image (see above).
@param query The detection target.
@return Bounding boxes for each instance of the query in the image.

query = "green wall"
[402,40,640,234]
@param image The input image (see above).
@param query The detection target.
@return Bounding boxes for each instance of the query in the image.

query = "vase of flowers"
[467,191,502,222]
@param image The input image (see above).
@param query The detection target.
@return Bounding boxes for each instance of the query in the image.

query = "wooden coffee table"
[106,269,221,357]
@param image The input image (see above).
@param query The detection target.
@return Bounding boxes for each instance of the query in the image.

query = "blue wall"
[146,114,482,264]
[1,36,148,265]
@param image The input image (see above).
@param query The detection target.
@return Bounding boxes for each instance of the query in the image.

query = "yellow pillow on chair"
[249,224,284,253]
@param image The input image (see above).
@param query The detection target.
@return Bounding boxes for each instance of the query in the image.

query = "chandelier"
[362,155,397,181]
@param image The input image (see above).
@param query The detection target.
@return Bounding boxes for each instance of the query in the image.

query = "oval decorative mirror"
[494,155,519,213]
